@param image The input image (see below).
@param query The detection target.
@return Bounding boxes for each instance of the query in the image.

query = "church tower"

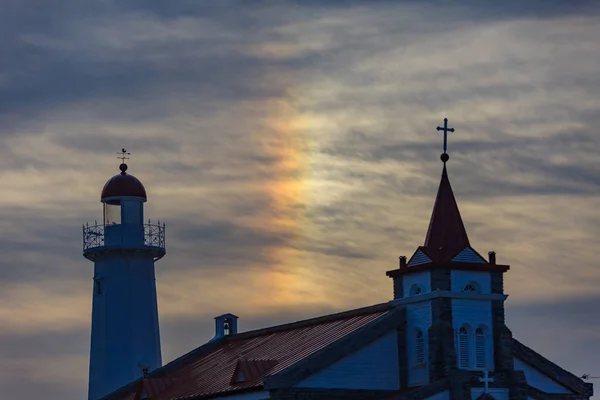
[387,120,519,399]
[83,152,166,400]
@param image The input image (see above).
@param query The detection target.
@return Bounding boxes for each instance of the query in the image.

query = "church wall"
[407,301,432,386]
[426,390,450,400]
[451,271,491,294]
[470,387,509,399]
[513,358,572,394]
[393,276,403,299]
[452,300,493,333]
[403,271,431,296]
[295,331,399,390]
[452,299,494,370]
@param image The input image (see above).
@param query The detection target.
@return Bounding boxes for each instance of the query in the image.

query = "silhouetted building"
[91,134,593,400]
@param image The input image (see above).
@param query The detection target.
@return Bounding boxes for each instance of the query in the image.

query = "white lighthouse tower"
[83,154,166,400]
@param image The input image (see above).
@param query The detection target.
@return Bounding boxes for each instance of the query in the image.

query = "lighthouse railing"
[83,223,104,250]
[144,222,166,248]
[83,222,166,251]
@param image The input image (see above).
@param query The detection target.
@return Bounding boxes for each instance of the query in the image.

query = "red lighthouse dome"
[101,163,147,204]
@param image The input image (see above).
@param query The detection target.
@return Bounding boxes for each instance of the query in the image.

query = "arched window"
[223,319,231,336]
[475,326,486,369]
[458,325,470,369]
[409,284,423,296]
[463,281,481,293]
[415,329,425,365]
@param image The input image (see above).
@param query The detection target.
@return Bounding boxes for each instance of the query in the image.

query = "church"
[82,124,593,400]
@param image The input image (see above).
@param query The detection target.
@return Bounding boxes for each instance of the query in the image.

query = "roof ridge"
[225,301,393,341]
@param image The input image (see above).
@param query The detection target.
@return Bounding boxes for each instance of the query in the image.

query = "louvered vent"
[416,330,425,364]
[475,327,486,368]
[459,326,470,368]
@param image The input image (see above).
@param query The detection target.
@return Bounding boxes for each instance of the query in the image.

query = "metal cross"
[117,148,131,162]
[436,118,455,154]
[479,370,494,393]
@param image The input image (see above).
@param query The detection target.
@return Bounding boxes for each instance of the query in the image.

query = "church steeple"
[392,118,491,269]
[386,120,514,392]
[422,163,470,263]
[424,117,470,262]
[388,118,508,275]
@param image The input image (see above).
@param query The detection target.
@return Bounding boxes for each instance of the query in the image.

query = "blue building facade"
[83,162,166,400]
[96,134,593,400]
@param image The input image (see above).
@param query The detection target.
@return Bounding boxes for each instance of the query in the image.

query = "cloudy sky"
[1,1,600,399]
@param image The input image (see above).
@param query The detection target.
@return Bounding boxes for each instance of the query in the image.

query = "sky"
[1,1,600,399]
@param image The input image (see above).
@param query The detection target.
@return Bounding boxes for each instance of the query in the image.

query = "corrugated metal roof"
[106,304,391,400]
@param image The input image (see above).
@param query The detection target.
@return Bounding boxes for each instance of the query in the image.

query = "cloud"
[0,1,599,399]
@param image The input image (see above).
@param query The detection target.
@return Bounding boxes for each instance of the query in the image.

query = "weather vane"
[117,148,131,163]
[436,118,454,162]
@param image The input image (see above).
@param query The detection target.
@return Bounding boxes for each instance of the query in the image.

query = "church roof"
[101,303,394,400]
[99,304,594,400]
[422,164,470,263]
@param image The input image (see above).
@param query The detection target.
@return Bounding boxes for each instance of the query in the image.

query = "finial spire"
[117,148,131,163]
[117,148,130,174]
[423,156,470,261]
[436,118,454,163]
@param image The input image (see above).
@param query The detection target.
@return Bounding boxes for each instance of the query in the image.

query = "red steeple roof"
[387,121,512,277]
[422,164,470,263]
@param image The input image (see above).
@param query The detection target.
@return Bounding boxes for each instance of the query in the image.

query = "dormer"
[211,313,239,341]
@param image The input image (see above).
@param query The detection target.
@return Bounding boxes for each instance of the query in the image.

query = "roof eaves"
[264,306,404,390]
[269,388,398,400]
[187,386,266,400]
[512,339,593,395]
[100,337,228,400]
[386,262,510,278]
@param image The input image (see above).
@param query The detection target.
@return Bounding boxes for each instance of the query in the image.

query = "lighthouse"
[83,154,166,400]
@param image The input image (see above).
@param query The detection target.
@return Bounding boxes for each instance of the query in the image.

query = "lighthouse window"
[104,202,121,225]
[94,278,103,295]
